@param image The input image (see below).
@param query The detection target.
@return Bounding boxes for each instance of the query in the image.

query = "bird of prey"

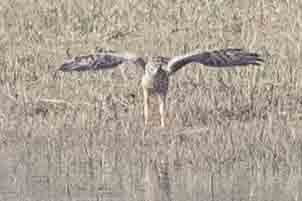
[59,48,263,127]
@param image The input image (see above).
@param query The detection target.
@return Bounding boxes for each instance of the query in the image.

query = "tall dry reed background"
[0,0,302,200]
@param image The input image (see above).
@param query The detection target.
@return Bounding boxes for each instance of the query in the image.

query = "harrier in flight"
[59,48,263,127]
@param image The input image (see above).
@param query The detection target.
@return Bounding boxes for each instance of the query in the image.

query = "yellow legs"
[158,94,166,127]
[143,89,150,126]
[143,89,166,128]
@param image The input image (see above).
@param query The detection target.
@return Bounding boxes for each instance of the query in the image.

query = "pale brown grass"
[1,0,302,200]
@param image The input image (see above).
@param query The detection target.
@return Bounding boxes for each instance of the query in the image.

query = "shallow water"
[0,134,301,201]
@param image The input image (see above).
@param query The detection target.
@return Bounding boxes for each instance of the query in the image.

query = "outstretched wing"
[58,50,146,72]
[166,48,264,75]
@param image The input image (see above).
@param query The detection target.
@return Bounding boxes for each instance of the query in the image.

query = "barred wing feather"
[59,52,146,72]
[167,48,264,75]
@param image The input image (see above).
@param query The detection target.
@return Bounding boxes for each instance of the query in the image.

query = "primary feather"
[166,48,264,75]
[59,51,146,72]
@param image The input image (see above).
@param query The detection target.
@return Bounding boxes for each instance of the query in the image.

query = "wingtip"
[58,60,74,72]
[58,64,69,72]
[244,51,265,64]
[255,55,265,63]
[58,61,82,72]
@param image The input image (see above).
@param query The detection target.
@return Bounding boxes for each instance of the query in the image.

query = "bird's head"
[146,56,170,75]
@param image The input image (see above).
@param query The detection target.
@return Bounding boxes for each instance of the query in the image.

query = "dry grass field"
[1,0,302,200]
